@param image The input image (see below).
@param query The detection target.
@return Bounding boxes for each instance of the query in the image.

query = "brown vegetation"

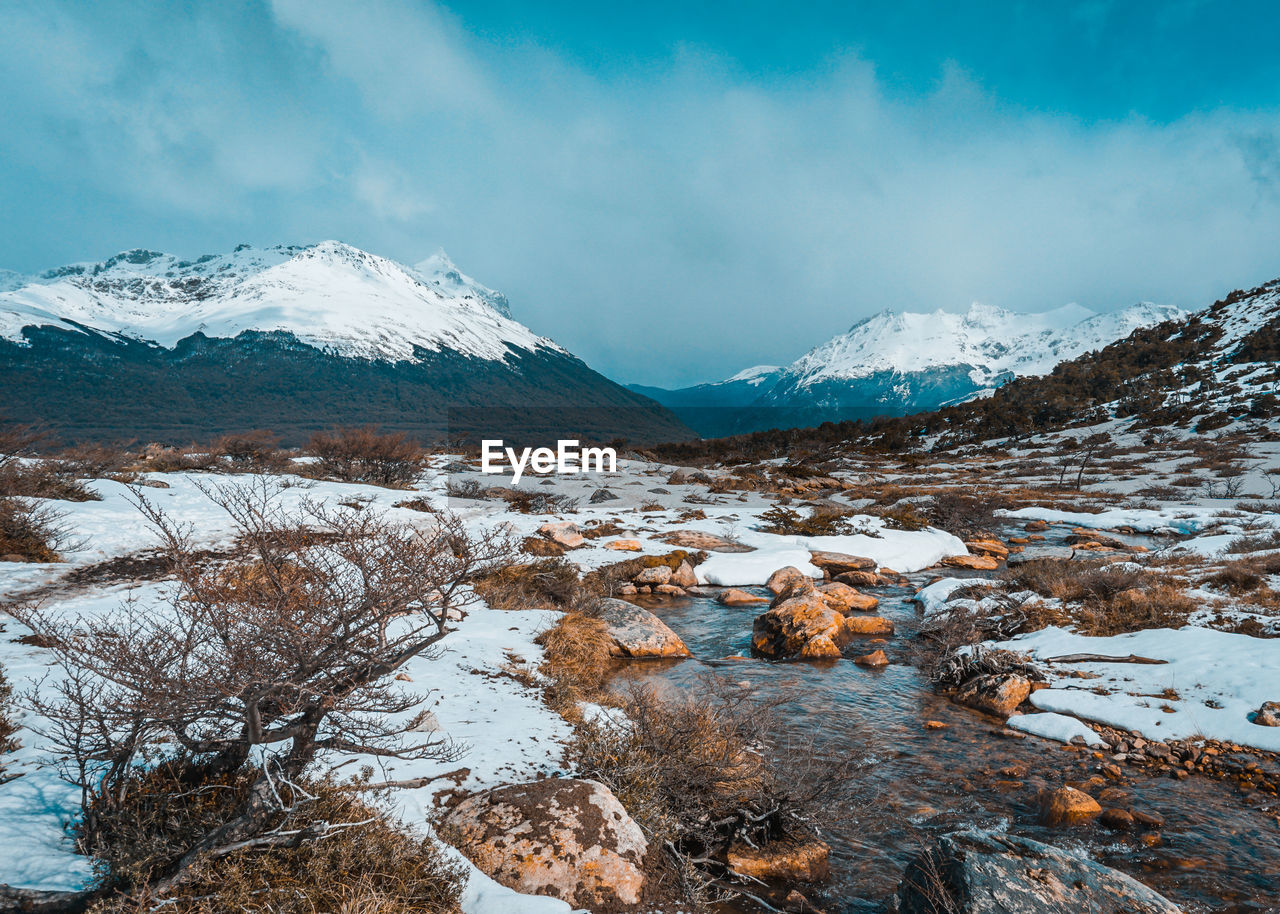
[306,425,423,487]
[7,481,512,906]
[84,765,464,913]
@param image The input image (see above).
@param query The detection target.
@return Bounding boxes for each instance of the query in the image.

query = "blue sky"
[2,0,1279,386]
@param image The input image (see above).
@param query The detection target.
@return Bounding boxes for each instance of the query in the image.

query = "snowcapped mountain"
[764,300,1186,409]
[0,241,553,363]
[0,242,691,445]
[634,300,1184,436]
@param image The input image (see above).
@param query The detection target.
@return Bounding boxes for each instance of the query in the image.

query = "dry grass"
[473,558,589,611]
[534,610,616,715]
[1003,559,1197,636]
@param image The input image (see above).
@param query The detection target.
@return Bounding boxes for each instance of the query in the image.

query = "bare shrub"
[926,490,1005,537]
[501,489,580,514]
[306,426,422,487]
[142,446,220,474]
[0,420,99,502]
[0,665,18,784]
[210,429,288,473]
[9,480,514,903]
[84,766,464,913]
[758,504,858,536]
[443,478,485,500]
[0,496,74,561]
[568,679,856,906]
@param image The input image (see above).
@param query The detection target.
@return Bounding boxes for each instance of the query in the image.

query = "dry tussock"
[534,611,616,715]
[1003,559,1197,636]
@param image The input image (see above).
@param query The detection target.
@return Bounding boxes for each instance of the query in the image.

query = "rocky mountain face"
[634,301,1184,435]
[0,242,691,445]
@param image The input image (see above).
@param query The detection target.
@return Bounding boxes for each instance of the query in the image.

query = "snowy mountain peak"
[414,248,512,318]
[786,300,1184,389]
[0,242,555,363]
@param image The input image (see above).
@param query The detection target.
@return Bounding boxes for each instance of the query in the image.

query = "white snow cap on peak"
[414,248,512,318]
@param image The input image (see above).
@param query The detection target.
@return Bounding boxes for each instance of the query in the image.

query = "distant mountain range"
[631,301,1184,436]
[0,242,692,446]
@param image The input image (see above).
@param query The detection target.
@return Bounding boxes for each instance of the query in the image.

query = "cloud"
[2,0,1279,387]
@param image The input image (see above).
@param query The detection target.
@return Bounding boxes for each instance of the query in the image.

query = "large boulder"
[442,778,650,908]
[670,560,699,588]
[633,564,673,585]
[818,582,879,612]
[597,598,691,658]
[766,566,817,594]
[955,674,1030,717]
[808,550,876,576]
[752,592,852,659]
[896,829,1182,914]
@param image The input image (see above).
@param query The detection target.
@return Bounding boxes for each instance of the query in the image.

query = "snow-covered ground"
[0,453,975,904]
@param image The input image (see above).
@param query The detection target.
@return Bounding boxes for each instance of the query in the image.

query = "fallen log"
[1046,653,1167,665]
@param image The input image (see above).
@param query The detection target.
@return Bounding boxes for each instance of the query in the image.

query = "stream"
[621,559,1280,913]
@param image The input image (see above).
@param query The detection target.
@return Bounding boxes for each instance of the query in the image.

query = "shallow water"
[621,562,1280,913]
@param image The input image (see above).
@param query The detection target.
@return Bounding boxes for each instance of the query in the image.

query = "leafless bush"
[0,496,75,561]
[9,480,514,904]
[501,489,579,514]
[1002,559,1196,635]
[210,429,288,473]
[0,420,99,502]
[925,490,1005,537]
[443,478,485,500]
[568,679,859,907]
[306,426,423,487]
[0,665,18,785]
[758,504,859,536]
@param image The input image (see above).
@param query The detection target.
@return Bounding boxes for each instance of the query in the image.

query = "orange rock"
[818,582,879,612]
[854,648,890,667]
[965,539,1010,558]
[923,720,949,730]
[727,840,830,883]
[808,550,876,575]
[941,553,1001,571]
[841,615,895,636]
[766,566,817,594]
[603,539,643,552]
[956,674,1030,716]
[752,593,850,659]
[833,569,879,587]
[718,588,768,606]
[1024,520,1049,532]
[1038,786,1102,826]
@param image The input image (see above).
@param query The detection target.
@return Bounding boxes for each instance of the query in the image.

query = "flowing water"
[622,563,1280,913]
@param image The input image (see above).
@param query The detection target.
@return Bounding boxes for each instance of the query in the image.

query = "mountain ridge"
[0,242,692,446]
